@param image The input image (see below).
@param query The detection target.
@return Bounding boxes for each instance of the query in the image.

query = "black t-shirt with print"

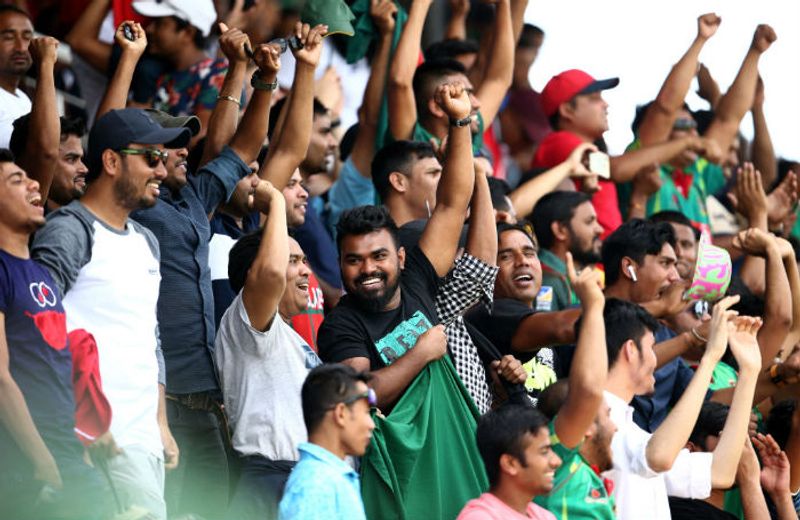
[318,246,440,370]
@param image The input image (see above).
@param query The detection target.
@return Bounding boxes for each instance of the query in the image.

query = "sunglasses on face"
[339,388,378,409]
[118,148,169,168]
[673,119,698,131]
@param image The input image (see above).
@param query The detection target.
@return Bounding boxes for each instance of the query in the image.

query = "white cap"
[133,0,217,37]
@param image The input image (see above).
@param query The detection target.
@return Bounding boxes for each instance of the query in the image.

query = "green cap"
[144,109,201,137]
[301,0,356,37]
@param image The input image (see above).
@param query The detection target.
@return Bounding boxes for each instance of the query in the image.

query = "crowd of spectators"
[2,1,800,519]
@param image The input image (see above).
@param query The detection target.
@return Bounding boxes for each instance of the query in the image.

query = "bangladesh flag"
[360,357,489,520]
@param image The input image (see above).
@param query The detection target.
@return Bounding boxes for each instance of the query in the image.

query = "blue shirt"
[325,157,375,238]
[278,442,366,520]
[293,201,343,290]
[132,146,250,394]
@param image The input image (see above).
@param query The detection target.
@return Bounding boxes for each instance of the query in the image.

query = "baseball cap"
[530,131,584,169]
[87,108,191,177]
[145,109,201,138]
[540,69,619,117]
[133,0,217,37]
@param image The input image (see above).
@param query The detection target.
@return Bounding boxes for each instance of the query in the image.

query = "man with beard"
[531,191,603,311]
[10,115,88,214]
[32,109,190,519]
[0,5,33,148]
[317,82,475,409]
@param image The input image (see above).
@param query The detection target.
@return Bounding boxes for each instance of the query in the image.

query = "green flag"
[360,357,488,520]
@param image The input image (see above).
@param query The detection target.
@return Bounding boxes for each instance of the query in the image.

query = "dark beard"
[348,275,401,313]
[569,236,602,267]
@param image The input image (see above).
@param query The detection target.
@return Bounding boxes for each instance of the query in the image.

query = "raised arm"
[554,254,607,449]
[646,296,737,472]
[418,83,475,276]
[95,22,147,120]
[64,0,113,73]
[0,315,62,490]
[704,25,776,156]
[227,41,283,165]
[260,23,327,189]
[776,237,800,353]
[753,433,796,520]
[708,316,762,488]
[198,23,250,168]
[387,0,433,140]
[466,159,498,263]
[637,13,720,146]
[241,181,288,331]
[444,0,469,40]
[609,134,721,183]
[473,0,513,126]
[750,77,777,188]
[509,142,596,218]
[735,439,772,520]
[20,37,60,202]
[350,0,397,177]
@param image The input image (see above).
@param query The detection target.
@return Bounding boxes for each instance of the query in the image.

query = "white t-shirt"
[0,87,31,148]
[215,293,321,461]
[603,391,712,520]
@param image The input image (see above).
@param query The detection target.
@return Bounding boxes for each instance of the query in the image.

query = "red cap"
[531,131,584,169]
[540,69,619,117]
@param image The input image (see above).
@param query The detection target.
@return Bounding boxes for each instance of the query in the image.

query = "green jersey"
[535,421,615,520]
[537,249,579,312]
[412,111,485,155]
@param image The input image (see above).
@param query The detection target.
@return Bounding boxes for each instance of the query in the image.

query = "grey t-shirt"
[215,293,321,461]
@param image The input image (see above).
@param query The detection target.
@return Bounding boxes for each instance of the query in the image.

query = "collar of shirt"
[604,390,634,427]
[538,248,566,277]
[297,442,357,477]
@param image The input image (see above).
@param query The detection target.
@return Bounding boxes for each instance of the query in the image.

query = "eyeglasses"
[672,118,698,131]
[339,388,378,409]
[692,300,709,319]
[244,36,303,60]
[118,148,169,168]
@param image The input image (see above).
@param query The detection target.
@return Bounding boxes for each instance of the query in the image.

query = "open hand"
[293,23,329,68]
[566,252,604,309]
[727,315,763,372]
[753,433,791,496]
[434,82,472,121]
[729,162,767,224]
[703,295,740,363]
[566,142,598,178]
[767,171,798,230]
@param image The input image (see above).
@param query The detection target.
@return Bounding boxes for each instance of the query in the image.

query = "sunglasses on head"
[118,148,169,168]
[673,118,698,131]
[338,388,378,409]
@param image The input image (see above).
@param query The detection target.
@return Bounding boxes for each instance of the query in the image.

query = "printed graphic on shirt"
[24,280,66,351]
[535,286,554,311]
[375,310,433,366]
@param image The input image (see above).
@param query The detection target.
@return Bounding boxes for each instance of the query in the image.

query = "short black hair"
[530,191,592,250]
[10,115,86,159]
[336,205,400,253]
[649,210,701,240]
[228,228,263,294]
[0,4,29,18]
[766,399,797,450]
[0,148,15,163]
[424,39,479,62]
[302,364,372,435]
[631,101,692,136]
[537,379,569,420]
[547,97,577,131]
[476,404,550,487]
[370,140,436,202]
[688,401,729,450]
[604,298,660,367]
[497,220,537,249]
[487,177,511,212]
[518,24,544,48]
[339,123,359,161]
[601,218,676,286]
[412,59,467,124]
[268,97,329,140]
[172,16,206,50]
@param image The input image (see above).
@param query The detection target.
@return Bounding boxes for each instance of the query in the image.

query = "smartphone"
[588,151,610,179]
[122,23,134,42]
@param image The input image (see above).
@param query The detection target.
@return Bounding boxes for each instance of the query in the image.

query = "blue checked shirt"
[278,443,366,520]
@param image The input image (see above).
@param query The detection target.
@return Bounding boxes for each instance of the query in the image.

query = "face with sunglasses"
[115,145,168,209]
[668,108,700,167]
[333,383,376,457]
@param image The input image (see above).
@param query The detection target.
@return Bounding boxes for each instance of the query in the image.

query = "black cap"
[87,109,192,178]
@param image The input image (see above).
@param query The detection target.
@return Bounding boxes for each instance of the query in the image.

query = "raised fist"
[751,24,777,54]
[697,13,721,40]
[434,82,472,121]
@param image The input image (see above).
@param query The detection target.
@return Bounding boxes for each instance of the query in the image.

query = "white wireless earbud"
[627,265,638,283]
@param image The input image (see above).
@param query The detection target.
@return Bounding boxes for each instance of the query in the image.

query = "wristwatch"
[450,115,473,127]
[251,73,278,91]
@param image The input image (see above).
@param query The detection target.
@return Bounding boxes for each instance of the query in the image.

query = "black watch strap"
[450,115,473,127]
[251,73,278,91]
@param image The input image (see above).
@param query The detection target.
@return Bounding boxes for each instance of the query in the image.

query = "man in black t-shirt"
[317,82,476,409]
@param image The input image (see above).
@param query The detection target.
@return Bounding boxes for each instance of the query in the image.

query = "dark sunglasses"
[339,388,378,409]
[118,148,169,168]
[244,36,303,60]
[692,300,709,319]
[673,118,698,131]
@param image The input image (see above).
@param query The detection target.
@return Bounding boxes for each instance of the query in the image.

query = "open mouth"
[146,180,161,195]
[513,273,534,285]
[360,277,384,288]
[27,193,42,207]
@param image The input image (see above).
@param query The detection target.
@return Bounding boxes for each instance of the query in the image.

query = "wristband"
[251,73,278,91]
[690,327,708,344]
[450,115,473,127]
[217,95,240,105]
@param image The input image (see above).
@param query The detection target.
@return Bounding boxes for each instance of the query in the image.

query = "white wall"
[525,0,800,160]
